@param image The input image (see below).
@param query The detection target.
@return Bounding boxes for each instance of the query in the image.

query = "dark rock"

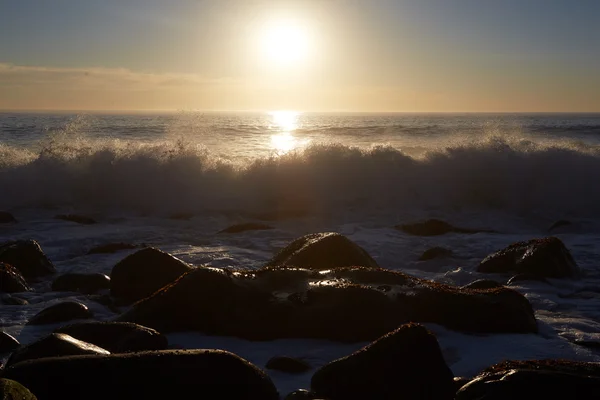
[456,360,600,400]
[507,273,550,285]
[28,302,93,325]
[6,333,109,368]
[218,222,274,234]
[4,349,279,400]
[454,376,470,391]
[55,321,168,353]
[54,214,97,224]
[0,240,56,280]
[264,232,379,270]
[285,389,324,400]
[110,247,193,304]
[51,273,110,294]
[311,323,455,400]
[397,219,494,236]
[0,212,17,223]
[0,331,20,353]
[548,219,572,232]
[87,243,138,255]
[477,237,579,278]
[266,356,311,374]
[0,262,32,293]
[118,265,537,341]
[461,279,502,290]
[169,212,194,220]
[1,294,29,305]
[419,247,454,261]
[0,379,37,400]
[86,294,120,313]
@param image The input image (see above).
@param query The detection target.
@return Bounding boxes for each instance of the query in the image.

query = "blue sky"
[1,0,599,111]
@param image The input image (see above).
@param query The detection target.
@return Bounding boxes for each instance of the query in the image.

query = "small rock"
[0,331,20,353]
[507,273,550,285]
[461,279,502,290]
[6,333,109,368]
[169,212,194,220]
[1,294,29,305]
[0,240,56,280]
[0,212,17,224]
[0,379,37,400]
[266,356,311,374]
[284,389,324,400]
[397,219,493,236]
[28,302,93,325]
[0,262,32,293]
[218,222,274,234]
[54,214,97,224]
[418,247,454,261]
[52,273,110,294]
[87,243,138,255]
[548,219,572,232]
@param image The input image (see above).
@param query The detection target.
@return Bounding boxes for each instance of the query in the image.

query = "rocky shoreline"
[0,220,598,399]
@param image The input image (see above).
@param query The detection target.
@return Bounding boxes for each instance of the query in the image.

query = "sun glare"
[269,110,309,154]
[259,19,312,67]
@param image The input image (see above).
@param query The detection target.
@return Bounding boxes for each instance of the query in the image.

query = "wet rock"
[28,301,93,325]
[396,219,494,236]
[51,273,110,294]
[507,273,550,285]
[0,240,56,280]
[456,360,600,400]
[311,323,455,400]
[454,376,470,391]
[0,331,20,353]
[266,356,311,374]
[0,212,17,223]
[54,214,97,224]
[218,222,274,234]
[0,379,37,400]
[419,247,454,261]
[87,243,138,255]
[4,350,279,400]
[285,389,324,400]
[461,279,502,290]
[55,321,168,353]
[119,265,537,341]
[0,262,32,293]
[110,247,193,304]
[5,333,109,368]
[477,237,579,278]
[1,294,29,305]
[264,232,379,270]
[548,219,572,232]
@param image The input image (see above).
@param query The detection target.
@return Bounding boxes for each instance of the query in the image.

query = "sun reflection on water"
[269,110,308,154]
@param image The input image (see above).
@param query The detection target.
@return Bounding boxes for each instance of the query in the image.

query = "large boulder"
[397,219,493,236]
[55,322,168,353]
[477,237,579,278]
[119,265,537,341]
[0,240,56,280]
[456,360,600,400]
[110,247,193,304]
[311,323,455,400]
[3,350,279,400]
[5,333,109,368]
[0,379,37,400]
[51,273,110,294]
[28,302,93,325]
[264,232,379,270]
[0,331,20,353]
[0,262,32,293]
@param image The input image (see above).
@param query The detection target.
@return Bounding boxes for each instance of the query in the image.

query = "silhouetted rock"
[285,389,324,400]
[507,273,550,285]
[311,323,455,400]
[548,219,572,232]
[218,222,274,234]
[3,350,279,400]
[28,302,93,325]
[461,279,502,290]
[266,356,311,374]
[397,219,494,236]
[1,294,29,305]
[454,376,470,392]
[110,247,193,304]
[119,265,537,342]
[0,240,56,280]
[477,237,579,278]
[52,273,110,294]
[5,333,109,368]
[0,262,32,293]
[456,360,600,400]
[264,232,379,270]
[87,243,138,255]
[0,379,37,400]
[55,321,167,353]
[0,331,20,353]
[419,247,454,261]
[54,214,97,224]
[0,212,17,223]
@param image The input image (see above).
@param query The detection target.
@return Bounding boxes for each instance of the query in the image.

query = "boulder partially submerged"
[0,262,32,293]
[397,219,494,236]
[0,240,56,280]
[28,302,93,325]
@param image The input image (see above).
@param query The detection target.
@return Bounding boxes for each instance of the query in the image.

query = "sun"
[259,19,312,67]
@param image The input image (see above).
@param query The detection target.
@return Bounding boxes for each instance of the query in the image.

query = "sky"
[1,0,599,112]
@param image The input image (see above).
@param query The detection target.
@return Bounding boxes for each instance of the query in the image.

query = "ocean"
[2,111,600,394]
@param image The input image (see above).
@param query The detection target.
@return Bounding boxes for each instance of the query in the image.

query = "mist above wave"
[1,130,600,217]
